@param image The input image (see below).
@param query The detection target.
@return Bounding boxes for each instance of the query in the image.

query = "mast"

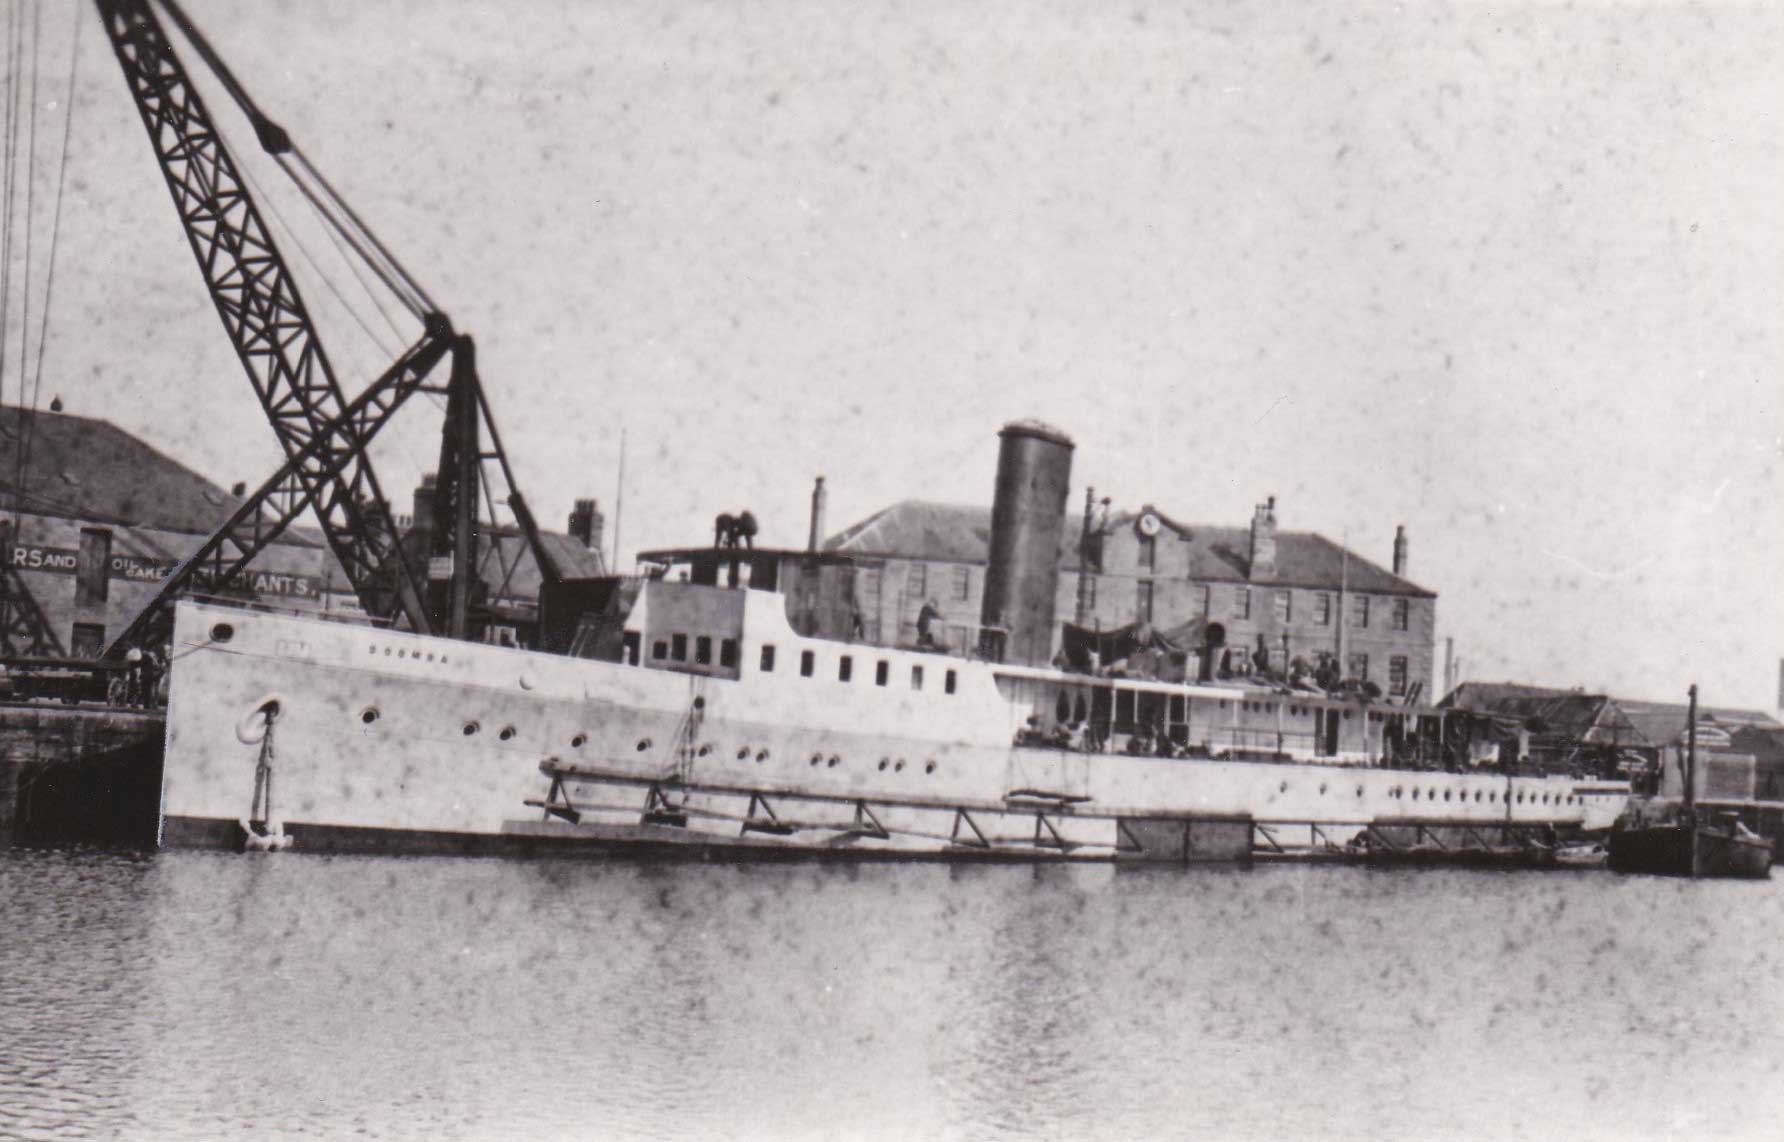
[1684,683,1698,815]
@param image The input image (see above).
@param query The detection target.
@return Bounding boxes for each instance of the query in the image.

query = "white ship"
[159,591,1626,861]
[160,422,1628,860]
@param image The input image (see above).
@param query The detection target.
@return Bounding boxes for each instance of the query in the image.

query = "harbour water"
[2,846,1780,1141]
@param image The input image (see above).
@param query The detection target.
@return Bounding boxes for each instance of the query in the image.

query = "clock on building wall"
[1136,512,1161,538]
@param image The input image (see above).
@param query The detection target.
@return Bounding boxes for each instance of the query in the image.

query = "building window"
[1314,593,1331,626]
[652,640,668,661]
[719,638,738,668]
[1348,652,1368,682]
[800,649,814,677]
[1352,595,1370,628]
[839,655,853,682]
[71,622,105,659]
[1274,590,1291,623]
[909,563,927,598]
[952,565,971,601]
[694,635,712,665]
[1136,580,1154,624]
[944,669,957,695]
[1235,587,1251,620]
[875,660,889,687]
[671,633,688,661]
[1137,534,1156,571]
[1393,598,1409,631]
[1389,656,1408,696]
[759,644,776,672]
[911,665,924,691]
[76,528,111,607]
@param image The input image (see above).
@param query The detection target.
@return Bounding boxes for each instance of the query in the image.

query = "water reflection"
[1,848,1781,1140]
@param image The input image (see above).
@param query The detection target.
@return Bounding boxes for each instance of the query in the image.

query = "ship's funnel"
[979,420,1074,665]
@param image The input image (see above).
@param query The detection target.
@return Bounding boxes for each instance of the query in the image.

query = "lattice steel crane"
[93,0,564,656]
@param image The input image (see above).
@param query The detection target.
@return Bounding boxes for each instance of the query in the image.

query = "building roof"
[0,404,602,602]
[1442,681,1780,747]
[825,499,1434,596]
[0,405,262,536]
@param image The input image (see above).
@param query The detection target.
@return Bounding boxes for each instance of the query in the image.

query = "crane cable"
[6,0,41,526]
[19,1,84,496]
[1,0,26,427]
[154,0,438,321]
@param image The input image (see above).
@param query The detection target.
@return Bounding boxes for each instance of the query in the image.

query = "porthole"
[1412,789,1420,800]
[498,725,516,742]
[398,649,406,659]
[384,648,392,656]
[1474,791,1482,802]
[698,744,712,757]
[571,734,588,749]
[1489,792,1496,803]
[925,761,936,774]
[895,760,905,772]
[737,747,750,760]
[810,754,822,767]
[210,622,235,643]
[1319,783,1327,795]
[1428,788,1437,801]
[693,696,705,710]
[1356,786,1365,798]
[756,749,770,763]
[1516,793,1524,804]
[359,707,380,726]
[1279,781,1288,794]
[636,738,652,751]
[463,721,480,736]
[367,645,377,655]
[827,755,839,768]
[878,758,889,771]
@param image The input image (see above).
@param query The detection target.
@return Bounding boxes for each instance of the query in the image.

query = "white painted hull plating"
[161,601,1625,858]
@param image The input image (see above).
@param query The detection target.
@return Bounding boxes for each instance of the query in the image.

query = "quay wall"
[0,704,164,846]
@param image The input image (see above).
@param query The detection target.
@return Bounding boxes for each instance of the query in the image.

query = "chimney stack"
[412,474,438,536]
[1392,524,1408,577]
[1248,495,1278,581]
[808,476,827,552]
[569,498,604,553]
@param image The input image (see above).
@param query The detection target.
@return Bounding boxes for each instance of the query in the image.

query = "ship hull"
[1606,825,1773,879]
[161,601,1620,862]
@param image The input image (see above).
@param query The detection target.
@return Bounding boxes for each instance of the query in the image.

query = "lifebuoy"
[235,694,286,745]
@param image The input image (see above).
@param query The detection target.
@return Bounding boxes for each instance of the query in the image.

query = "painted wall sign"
[8,542,322,598]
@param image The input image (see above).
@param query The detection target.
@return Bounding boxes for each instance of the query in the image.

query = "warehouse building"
[822,492,1436,697]
[0,405,601,659]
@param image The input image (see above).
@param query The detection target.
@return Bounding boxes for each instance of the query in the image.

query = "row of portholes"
[356,706,518,743]
[366,643,450,665]
[1384,786,1578,806]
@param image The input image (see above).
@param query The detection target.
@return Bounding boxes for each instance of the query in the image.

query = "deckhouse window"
[695,636,712,665]
[875,660,889,686]
[944,669,957,695]
[911,665,924,691]
[839,656,853,682]
[800,650,814,677]
[720,639,739,668]
[671,633,688,662]
[652,640,668,661]
[760,645,777,672]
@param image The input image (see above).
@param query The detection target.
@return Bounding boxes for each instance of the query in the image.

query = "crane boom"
[94,0,433,633]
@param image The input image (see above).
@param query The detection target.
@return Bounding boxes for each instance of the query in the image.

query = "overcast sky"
[5,0,1779,709]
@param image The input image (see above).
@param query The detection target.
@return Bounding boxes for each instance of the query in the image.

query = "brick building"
[824,495,1437,697]
[0,406,601,658]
